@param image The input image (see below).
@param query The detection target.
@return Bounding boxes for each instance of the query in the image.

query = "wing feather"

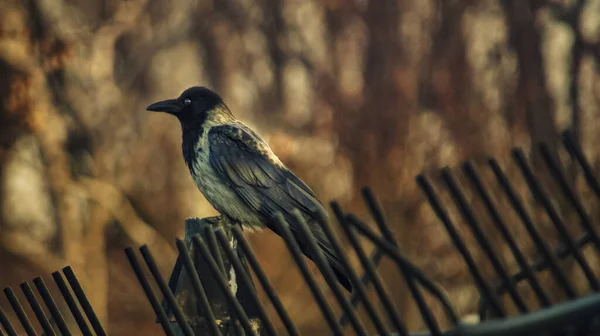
[208,124,324,221]
[207,123,352,292]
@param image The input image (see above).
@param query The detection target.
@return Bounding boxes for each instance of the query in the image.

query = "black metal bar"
[215,229,277,336]
[61,266,108,335]
[330,212,408,335]
[462,162,552,307]
[345,214,441,336]
[440,167,529,313]
[363,186,451,325]
[289,210,367,336]
[539,142,600,252]
[124,247,176,336]
[33,277,71,336]
[3,287,37,336]
[313,208,389,336]
[51,272,92,336]
[562,130,600,199]
[0,304,17,336]
[230,226,301,336]
[342,250,385,327]
[205,226,227,275]
[191,235,256,335]
[512,148,600,292]
[174,239,222,336]
[272,213,345,335]
[19,283,54,336]
[204,226,243,336]
[499,234,592,295]
[455,292,600,336]
[416,174,506,318]
[359,188,456,329]
[340,188,392,328]
[488,158,577,299]
[345,213,460,324]
[362,188,398,246]
[138,245,195,336]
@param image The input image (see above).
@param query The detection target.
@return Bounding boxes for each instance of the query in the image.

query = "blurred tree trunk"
[502,0,559,161]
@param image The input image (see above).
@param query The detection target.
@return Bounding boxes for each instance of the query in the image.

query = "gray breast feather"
[188,127,265,229]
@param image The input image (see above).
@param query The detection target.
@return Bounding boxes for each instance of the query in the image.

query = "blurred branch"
[429,0,481,156]
[27,0,90,40]
[501,0,559,157]
[0,231,67,273]
[80,177,176,264]
[88,0,149,93]
[3,0,87,268]
[83,202,112,326]
[547,0,592,146]
[545,0,600,182]
[115,31,190,94]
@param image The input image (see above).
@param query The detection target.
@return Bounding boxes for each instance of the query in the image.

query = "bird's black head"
[146,86,231,127]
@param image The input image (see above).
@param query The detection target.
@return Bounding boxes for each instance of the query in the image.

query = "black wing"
[208,124,352,292]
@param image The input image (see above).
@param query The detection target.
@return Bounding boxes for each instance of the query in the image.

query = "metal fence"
[2,129,600,335]
[0,266,107,336]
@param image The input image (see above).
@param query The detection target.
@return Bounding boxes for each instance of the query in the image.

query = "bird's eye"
[183,98,192,105]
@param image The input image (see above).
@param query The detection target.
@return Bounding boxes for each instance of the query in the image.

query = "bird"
[147,86,352,292]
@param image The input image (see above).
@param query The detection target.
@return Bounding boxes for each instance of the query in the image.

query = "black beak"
[146,99,182,114]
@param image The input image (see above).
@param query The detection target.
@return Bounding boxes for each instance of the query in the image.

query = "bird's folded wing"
[208,124,354,292]
[207,124,325,222]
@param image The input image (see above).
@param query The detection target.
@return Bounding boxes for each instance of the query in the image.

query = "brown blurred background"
[1,0,600,334]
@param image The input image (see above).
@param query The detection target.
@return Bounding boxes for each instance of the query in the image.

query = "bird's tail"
[269,212,353,292]
[298,224,353,293]
[314,232,354,293]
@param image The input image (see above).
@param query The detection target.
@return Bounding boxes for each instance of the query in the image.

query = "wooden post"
[165,217,262,335]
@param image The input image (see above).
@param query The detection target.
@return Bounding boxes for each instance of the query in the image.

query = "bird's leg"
[221,215,245,232]
[201,215,222,225]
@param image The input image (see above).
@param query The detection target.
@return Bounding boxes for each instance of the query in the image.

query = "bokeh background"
[1,0,600,334]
